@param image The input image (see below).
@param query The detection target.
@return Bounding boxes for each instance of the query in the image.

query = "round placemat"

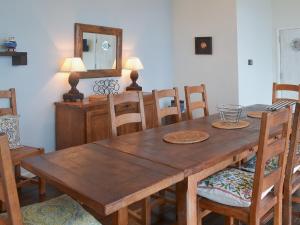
[247,111,264,119]
[163,130,209,144]
[212,120,250,130]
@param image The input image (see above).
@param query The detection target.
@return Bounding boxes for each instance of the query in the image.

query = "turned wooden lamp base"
[63,73,84,102]
[126,70,142,91]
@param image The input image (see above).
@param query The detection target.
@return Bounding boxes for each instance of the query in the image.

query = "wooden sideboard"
[55,93,155,150]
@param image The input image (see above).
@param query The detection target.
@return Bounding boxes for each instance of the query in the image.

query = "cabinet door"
[86,110,111,143]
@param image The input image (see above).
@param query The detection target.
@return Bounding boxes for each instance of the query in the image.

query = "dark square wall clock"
[195,37,212,55]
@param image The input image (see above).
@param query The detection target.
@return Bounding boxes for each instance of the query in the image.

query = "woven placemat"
[163,130,209,144]
[212,120,250,130]
[247,111,264,119]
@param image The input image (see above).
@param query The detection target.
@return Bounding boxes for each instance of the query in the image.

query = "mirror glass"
[82,32,117,70]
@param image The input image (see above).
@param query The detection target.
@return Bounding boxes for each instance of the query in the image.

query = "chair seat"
[11,146,43,165]
[1,195,101,225]
[197,168,272,207]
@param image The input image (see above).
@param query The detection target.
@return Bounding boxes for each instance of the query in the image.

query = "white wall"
[236,0,273,105]
[171,0,239,113]
[0,0,173,152]
[272,0,300,81]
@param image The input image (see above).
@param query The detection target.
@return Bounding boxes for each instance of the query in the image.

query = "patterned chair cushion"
[242,144,300,174]
[1,195,101,225]
[197,168,272,208]
[0,115,22,149]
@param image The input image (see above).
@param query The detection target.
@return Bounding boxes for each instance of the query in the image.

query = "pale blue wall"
[0,0,174,152]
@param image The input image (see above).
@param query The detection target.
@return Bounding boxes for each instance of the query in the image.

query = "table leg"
[113,207,128,225]
[176,176,198,225]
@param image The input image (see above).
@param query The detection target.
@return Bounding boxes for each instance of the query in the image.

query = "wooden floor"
[19,184,300,225]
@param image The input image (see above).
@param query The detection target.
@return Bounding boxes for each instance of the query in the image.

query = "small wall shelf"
[0,52,27,66]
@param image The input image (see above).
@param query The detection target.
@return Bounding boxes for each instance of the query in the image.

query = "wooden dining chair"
[197,107,292,225]
[272,82,300,103]
[152,87,182,127]
[108,91,146,137]
[184,84,209,120]
[0,89,45,199]
[0,134,102,225]
[108,91,151,225]
[283,102,300,225]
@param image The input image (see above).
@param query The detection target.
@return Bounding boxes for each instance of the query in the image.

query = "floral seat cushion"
[1,195,101,225]
[197,168,272,208]
[0,115,22,149]
[242,144,300,175]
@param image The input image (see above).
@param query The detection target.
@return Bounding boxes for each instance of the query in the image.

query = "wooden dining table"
[95,105,269,225]
[22,104,268,225]
[21,143,184,225]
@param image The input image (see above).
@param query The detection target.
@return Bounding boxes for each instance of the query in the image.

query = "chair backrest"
[152,87,182,127]
[284,103,300,190]
[0,89,17,116]
[184,84,209,120]
[272,83,300,103]
[108,91,146,137]
[251,107,292,216]
[0,134,23,225]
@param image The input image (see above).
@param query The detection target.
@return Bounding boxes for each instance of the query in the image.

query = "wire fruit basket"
[217,104,243,123]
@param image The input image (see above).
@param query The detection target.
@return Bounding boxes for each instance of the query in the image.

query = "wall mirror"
[75,23,123,78]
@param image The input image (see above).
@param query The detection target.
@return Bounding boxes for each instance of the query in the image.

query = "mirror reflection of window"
[95,34,116,70]
[82,33,96,70]
[82,32,117,71]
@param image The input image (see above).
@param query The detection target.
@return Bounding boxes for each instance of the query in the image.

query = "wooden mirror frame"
[74,23,123,78]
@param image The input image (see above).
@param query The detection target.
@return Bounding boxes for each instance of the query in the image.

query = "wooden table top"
[96,105,268,176]
[21,143,184,216]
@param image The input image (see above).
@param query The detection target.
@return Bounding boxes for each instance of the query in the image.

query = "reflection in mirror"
[82,33,117,70]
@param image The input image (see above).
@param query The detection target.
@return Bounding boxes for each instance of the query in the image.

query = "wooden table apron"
[95,105,270,225]
[21,143,184,225]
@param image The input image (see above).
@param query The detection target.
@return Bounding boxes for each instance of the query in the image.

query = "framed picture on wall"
[195,37,212,55]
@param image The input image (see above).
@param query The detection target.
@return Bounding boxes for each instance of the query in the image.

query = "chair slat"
[0,92,12,98]
[115,113,143,127]
[186,85,204,94]
[0,109,13,116]
[156,89,176,99]
[264,139,286,161]
[114,92,140,105]
[190,101,206,110]
[262,168,281,192]
[160,107,179,119]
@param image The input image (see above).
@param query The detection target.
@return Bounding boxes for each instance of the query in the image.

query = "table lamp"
[61,57,87,102]
[125,57,144,91]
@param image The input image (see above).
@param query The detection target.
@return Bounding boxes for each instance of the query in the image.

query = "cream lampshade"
[61,57,87,102]
[61,57,87,72]
[125,57,144,91]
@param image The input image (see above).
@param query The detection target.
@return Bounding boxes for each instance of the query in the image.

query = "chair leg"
[14,165,21,188]
[283,190,292,225]
[0,201,6,212]
[274,200,283,225]
[141,197,151,225]
[225,217,234,225]
[158,190,166,218]
[197,207,204,225]
[38,177,46,201]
